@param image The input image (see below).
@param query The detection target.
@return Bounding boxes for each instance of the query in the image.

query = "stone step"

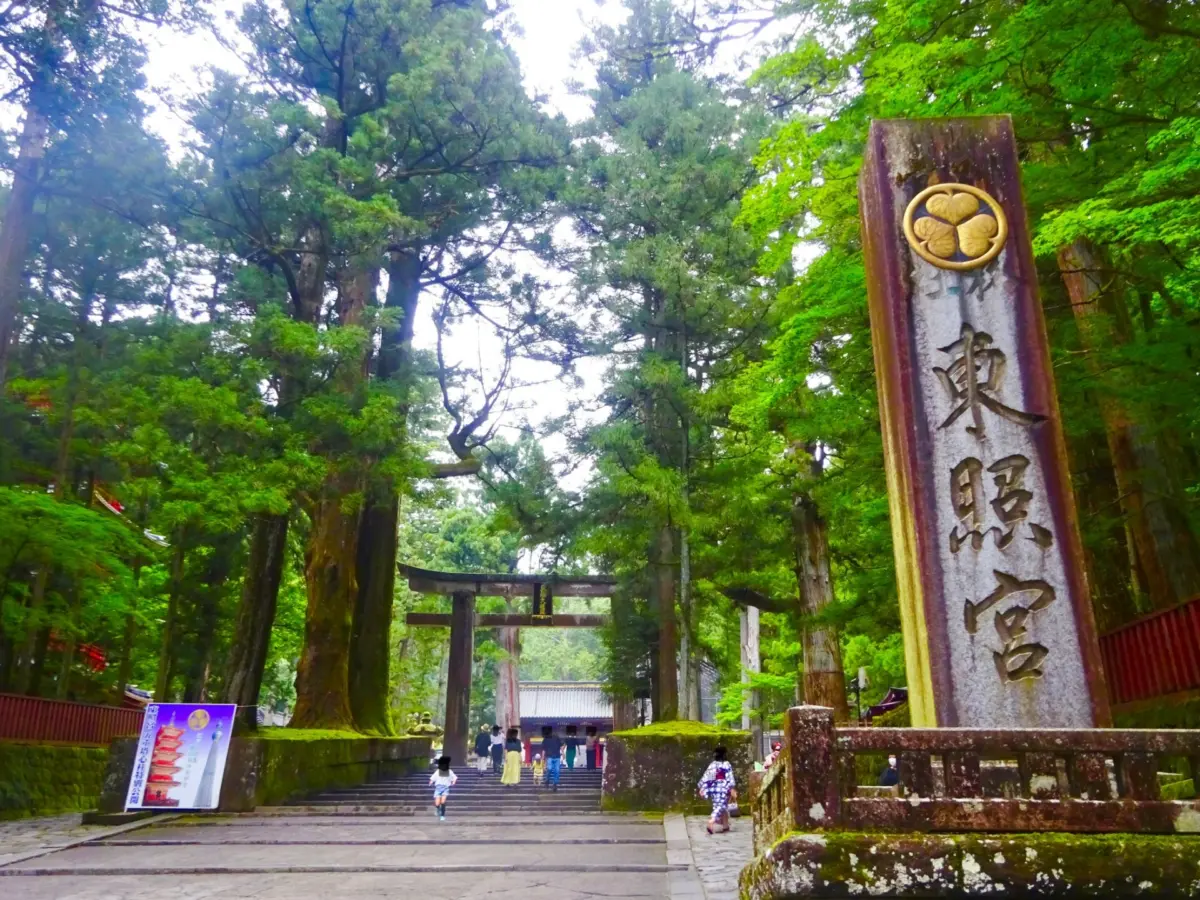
[1,841,670,872]
[321,787,597,796]
[296,806,604,816]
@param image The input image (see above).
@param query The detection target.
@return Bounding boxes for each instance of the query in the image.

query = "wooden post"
[443,590,475,765]
[858,117,1110,728]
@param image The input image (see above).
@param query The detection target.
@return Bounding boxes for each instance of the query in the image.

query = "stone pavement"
[0,796,754,899]
[0,812,697,898]
[0,813,162,868]
[680,815,753,900]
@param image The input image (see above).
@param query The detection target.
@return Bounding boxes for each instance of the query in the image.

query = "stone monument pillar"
[858,116,1110,728]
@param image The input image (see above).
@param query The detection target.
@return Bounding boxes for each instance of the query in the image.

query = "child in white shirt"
[429,755,457,821]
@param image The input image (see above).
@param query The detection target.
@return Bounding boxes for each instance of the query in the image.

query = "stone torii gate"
[399,564,616,764]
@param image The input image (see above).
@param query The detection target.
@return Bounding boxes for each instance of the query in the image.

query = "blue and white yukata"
[698,761,735,828]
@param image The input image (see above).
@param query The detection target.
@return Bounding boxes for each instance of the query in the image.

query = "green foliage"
[611,719,743,739]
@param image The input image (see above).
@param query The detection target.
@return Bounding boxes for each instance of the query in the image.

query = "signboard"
[125,703,235,810]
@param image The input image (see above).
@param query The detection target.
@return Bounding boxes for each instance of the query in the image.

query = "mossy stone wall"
[98,731,432,813]
[742,830,1200,898]
[0,741,109,820]
[602,722,752,814]
[242,734,430,809]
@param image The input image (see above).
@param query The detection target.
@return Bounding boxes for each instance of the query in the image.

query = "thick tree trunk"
[349,252,419,733]
[291,470,362,729]
[0,94,50,390]
[1058,240,1200,611]
[653,525,678,721]
[292,262,375,730]
[223,513,289,730]
[792,478,850,723]
[350,496,399,733]
[495,612,520,731]
[183,536,237,703]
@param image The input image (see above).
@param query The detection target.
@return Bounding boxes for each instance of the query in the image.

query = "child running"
[697,745,736,834]
[429,755,457,821]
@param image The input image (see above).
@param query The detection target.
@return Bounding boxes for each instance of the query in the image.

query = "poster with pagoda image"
[125,703,235,810]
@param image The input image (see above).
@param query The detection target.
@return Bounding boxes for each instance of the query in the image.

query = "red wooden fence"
[1100,596,1200,706]
[0,692,145,745]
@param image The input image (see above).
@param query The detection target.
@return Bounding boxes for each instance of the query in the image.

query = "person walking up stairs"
[541,725,563,792]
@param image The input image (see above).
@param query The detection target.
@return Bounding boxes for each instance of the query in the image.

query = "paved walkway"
[0,812,698,898]
[682,816,753,900]
[0,808,754,899]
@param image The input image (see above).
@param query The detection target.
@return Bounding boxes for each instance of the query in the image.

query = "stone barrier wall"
[97,732,432,814]
[0,741,109,820]
[602,722,752,814]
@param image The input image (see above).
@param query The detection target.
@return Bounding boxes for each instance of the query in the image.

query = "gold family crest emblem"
[903,183,1008,270]
[188,709,211,731]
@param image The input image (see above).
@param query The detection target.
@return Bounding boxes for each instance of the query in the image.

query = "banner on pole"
[125,703,235,810]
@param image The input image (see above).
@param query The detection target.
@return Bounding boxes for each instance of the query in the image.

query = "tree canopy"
[1,0,1196,736]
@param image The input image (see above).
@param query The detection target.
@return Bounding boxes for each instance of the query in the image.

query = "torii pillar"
[443,590,475,765]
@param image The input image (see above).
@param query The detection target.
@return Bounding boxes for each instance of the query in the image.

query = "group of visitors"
[470,722,599,784]
[437,734,741,834]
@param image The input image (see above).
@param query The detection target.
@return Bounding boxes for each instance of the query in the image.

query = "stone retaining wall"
[97,732,432,813]
[0,741,109,820]
[602,722,752,814]
[741,831,1200,898]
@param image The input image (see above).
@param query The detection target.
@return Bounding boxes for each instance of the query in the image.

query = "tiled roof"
[519,682,612,721]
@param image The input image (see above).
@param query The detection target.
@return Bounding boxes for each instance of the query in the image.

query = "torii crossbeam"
[398,564,616,763]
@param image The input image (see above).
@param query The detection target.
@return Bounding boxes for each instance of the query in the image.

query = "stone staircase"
[293,765,605,815]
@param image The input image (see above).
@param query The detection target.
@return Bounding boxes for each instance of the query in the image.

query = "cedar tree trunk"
[292,263,375,730]
[349,250,420,734]
[223,512,290,730]
[1058,240,1200,610]
[792,480,850,722]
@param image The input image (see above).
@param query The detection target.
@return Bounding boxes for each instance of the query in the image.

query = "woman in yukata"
[697,745,737,834]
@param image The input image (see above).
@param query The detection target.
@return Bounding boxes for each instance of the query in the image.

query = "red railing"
[1100,596,1200,706]
[0,692,144,745]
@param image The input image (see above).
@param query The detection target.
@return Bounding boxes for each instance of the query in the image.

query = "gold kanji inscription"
[935,325,1045,439]
[964,571,1057,682]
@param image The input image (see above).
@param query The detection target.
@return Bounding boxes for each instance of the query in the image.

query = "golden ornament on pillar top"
[902,183,1008,271]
